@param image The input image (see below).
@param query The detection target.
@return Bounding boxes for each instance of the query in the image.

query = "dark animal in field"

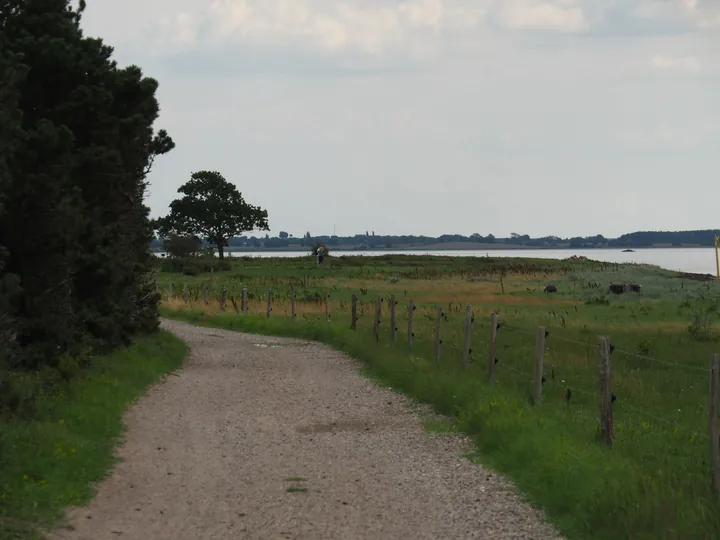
[544,284,557,293]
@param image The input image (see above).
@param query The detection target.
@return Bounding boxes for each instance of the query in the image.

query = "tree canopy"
[154,171,269,259]
[0,0,173,390]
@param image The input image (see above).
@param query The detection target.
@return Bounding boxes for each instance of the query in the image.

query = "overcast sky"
[81,0,719,238]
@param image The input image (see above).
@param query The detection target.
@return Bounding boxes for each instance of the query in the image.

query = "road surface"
[51,319,560,540]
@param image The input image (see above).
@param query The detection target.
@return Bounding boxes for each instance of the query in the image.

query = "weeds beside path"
[0,330,188,540]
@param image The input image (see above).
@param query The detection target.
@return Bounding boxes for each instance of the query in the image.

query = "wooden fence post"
[351,294,358,330]
[242,288,248,313]
[599,336,614,446]
[434,306,442,365]
[533,326,546,404]
[488,313,499,384]
[325,293,330,322]
[204,286,209,305]
[390,295,397,342]
[231,296,239,314]
[291,290,296,321]
[462,304,473,367]
[267,289,273,318]
[374,296,382,342]
[220,287,227,312]
[710,354,720,494]
[408,300,415,351]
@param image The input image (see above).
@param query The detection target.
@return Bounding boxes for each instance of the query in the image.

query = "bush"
[163,234,202,258]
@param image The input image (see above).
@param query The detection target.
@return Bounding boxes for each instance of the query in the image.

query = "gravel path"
[51,319,561,540]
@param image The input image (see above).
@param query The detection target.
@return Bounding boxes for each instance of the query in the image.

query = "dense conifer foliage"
[0,0,173,401]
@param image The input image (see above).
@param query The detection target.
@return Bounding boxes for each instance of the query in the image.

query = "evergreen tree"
[0,0,173,371]
[0,23,25,369]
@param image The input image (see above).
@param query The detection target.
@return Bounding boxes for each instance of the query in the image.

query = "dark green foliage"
[611,230,720,248]
[163,235,203,258]
[0,12,26,406]
[0,0,173,405]
[154,170,269,259]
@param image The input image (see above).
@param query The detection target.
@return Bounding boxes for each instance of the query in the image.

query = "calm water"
[156,248,720,276]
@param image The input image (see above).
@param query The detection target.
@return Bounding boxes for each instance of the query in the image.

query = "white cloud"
[496,0,589,33]
[149,0,590,59]
[205,0,427,55]
[399,0,445,32]
[160,12,197,46]
[680,0,720,28]
[82,0,719,65]
[651,54,702,73]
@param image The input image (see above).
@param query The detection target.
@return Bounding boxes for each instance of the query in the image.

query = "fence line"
[612,347,707,372]
[167,282,720,493]
[615,400,709,439]
[550,333,707,374]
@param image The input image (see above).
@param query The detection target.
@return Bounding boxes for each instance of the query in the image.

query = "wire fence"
[163,280,720,494]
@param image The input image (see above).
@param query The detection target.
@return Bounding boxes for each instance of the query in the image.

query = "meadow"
[159,254,720,540]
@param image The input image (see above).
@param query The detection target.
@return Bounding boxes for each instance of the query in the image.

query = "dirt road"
[51,319,560,540]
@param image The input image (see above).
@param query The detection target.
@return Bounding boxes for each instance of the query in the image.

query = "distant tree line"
[608,230,720,248]
[1,1,172,409]
[151,230,720,252]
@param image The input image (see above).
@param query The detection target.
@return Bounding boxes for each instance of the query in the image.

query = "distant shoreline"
[151,243,713,254]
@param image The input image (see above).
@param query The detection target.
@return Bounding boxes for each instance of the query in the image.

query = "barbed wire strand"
[615,401,709,440]
[506,358,707,439]
[544,331,708,374]
[612,347,706,373]
[550,334,595,349]
[500,363,708,440]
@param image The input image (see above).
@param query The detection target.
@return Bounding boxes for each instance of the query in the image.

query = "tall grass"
[159,255,720,540]
[0,331,188,540]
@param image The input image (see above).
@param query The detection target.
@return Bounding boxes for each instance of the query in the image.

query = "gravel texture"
[51,319,561,540]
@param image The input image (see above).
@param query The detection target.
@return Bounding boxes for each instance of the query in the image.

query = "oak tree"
[155,171,269,259]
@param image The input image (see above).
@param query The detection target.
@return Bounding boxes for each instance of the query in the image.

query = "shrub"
[163,234,202,258]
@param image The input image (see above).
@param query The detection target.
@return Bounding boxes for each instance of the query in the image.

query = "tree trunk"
[217,240,225,260]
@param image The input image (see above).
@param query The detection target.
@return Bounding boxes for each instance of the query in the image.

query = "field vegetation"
[160,253,720,540]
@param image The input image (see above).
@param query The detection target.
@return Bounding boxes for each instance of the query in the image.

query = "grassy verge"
[160,306,720,540]
[0,330,188,540]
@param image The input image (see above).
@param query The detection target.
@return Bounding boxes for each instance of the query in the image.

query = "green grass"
[0,330,188,540]
[159,254,720,540]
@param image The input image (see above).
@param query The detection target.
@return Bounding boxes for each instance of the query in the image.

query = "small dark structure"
[608,283,642,295]
[544,284,558,293]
